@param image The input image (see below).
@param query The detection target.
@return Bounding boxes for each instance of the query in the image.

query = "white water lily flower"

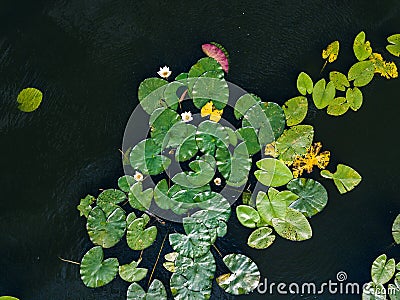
[134,171,144,182]
[214,177,222,186]
[157,66,172,79]
[181,111,193,123]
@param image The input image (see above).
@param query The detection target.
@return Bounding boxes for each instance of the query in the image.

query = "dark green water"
[1,0,400,299]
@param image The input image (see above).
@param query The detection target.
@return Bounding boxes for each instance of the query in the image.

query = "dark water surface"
[1,0,400,299]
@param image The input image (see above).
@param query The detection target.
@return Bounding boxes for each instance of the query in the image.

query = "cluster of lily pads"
[74,32,400,300]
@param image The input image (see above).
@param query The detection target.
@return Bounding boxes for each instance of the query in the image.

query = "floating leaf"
[130,139,171,175]
[128,182,153,211]
[236,205,260,228]
[321,164,362,194]
[169,232,211,259]
[118,175,135,193]
[172,155,215,188]
[119,260,148,283]
[126,215,157,250]
[188,57,224,78]
[387,34,400,57]
[296,72,313,95]
[392,214,400,244]
[196,120,230,153]
[362,282,386,300]
[312,79,335,109]
[369,53,398,79]
[371,254,396,285]
[389,284,400,300]
[256,188,298,225]
[153,179,173,210]
[291,142,330,178]
[329,71,350,91]
[322,41,340,63]
[96,189,126,216]
[327,97,350,116]
[348,61,375,87]
[248,227,276,249]
[215,146,231,179]
[149,108,180,146]
[236,127,260,155]
[193,77,229,110]
[77,195,95,218]
[346,87,363,111]
[282,96,308,126]
[138,78,168,114]
[275,125,314,163]
[80,246,119,288]
[234,94,261,119]
[17,87,43,112]
[127,279,167,300]
[288,178,328,217]
[272,208,312,241]
[217,254,260,295]
[0,297,19,300]
[255,158,293,187]
[87,207,126,248]
[202,43,229,73]
[226,142,251,187]
[353,31,373,61]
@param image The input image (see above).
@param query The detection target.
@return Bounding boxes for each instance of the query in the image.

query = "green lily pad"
[118,175,135,192]
[256,188,298,225]
[17,87,43,112]
[236,205,260,228]
[234,93,261,119]
[327,97,350,116]
[215,146,231,179]
[192,76,229,109]
[96,189,126,216]
[386,34,400,57]
[176,135,199,162]
[282,96,308,126]
[392,214,400,244]
[312,79,335,109]
[348,61,375,87]
[169,232,211,259]
[196,120,230,153]
[276,124,314,163]
[272,208,312,241]
[130,139,171,175]
[297,72,313,95]
[0,297,19,300]
[80,246,119,288]
[223,142,250,187]
[353,31,373,61]
[138,78,168,114]
[77,195,95,218]
[163,81,186,110]
[87,207,126,248]
[126,215,157,250]
[346,87,363,111]
[217,254,260,295]
[127,279,167,300]
[254,158,293,187]
[188,57,224,78]
[320,164,362,194]
[149,108,180,146]
[163,122,197,149]
[154,179,173,210]
[119,260,148,283]
[389,284,400,300]
[362,282,386,300]
[329,71,350,91]
[287,178,328,217]
[236,127,260,155]
[128,182,153,211]
[371,254,396,285]
[247,227,276,249]
[172,155,215,188]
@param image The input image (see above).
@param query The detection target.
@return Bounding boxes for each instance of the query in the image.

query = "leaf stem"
[212,244,223,257]
[59,257,80,265]
[148,231,168,287]
[179,89,188,110]
[320,60,328,74]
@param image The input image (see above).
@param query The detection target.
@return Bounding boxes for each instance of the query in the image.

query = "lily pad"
[282,96,308,126]
[126,215,157,250]
[128,182,153,211]
[202,42,229,73]
[371,254,396,285]
[130,139,171,175]
[254,158,293,187]
[327,97,350,116]
[172,155,215,188]
[188,57,224,78]
[97,189,126,216]
[226,142,252,187]
[17,87,43,112]
[169,232,211,259]
[87,207,126,248]
[247,227,276,249]
[138,78,168,114]
[215,146,231,179]
[153,179,173,210]
[80,246,119,288]
[296,72,313,95]
[276,125,314,163]
[329,71,350,91]
[272,208,312,241]
[127,279,167,300]
[234,94,261,119]
[354,31,373,61]
[192,76,229,110]
[320,164,362,194]
[322,41,340,63]
[163,122,197,149]
[346,87,363,111]
[287,178,328,217]
[386,34,400,57]
[77,195,95,218]
[348,61,375,87]
[392,214,400,244]
[118,175,135,192]
[236,205,260,228]
[217,254,260,295]
[149,108,180,146]
[236,127,260,155]
[312,79,335,109]
[362,282,386,300]
[119,260,148,283]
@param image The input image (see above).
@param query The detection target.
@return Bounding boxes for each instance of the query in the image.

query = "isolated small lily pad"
[119,260,148,283]
[17,87,43,112]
